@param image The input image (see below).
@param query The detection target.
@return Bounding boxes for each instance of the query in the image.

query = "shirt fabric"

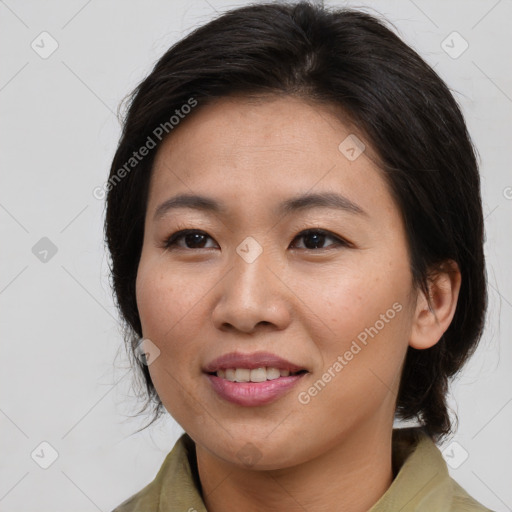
[112,427,493,512]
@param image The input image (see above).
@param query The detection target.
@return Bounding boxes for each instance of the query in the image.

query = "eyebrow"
[153,192,367,221]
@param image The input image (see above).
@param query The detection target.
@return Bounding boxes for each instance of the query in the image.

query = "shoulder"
[110,432,199,512]
[111,480,159,512]
[109,454,169,512]
[383,428,495,512]
[449,478,495,512]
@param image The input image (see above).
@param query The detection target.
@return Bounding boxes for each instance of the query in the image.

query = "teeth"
[216,367,295,382]
[266,367,281,380]
[235,368,250,382]
[249,367,267,382]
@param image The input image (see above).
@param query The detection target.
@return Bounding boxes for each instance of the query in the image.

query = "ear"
[409,260,461,350]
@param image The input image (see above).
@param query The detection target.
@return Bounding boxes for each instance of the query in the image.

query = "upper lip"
[203,351,307,373]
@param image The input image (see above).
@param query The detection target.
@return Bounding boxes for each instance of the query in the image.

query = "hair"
[105,1,487,443]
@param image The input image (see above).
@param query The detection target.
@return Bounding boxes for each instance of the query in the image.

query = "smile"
[205,370,308,407]
[211,367,305,382]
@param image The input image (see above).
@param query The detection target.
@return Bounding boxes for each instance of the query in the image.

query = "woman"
[105,2,492,510]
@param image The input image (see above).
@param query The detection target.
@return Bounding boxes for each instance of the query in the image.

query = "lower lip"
[205,373,306,406]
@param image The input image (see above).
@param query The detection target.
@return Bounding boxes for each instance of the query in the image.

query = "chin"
[202,433,310,471]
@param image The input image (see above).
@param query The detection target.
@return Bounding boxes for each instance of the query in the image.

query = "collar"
[113,427,490,512]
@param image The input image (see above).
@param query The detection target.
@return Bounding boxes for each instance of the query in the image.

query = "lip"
[203,351,308,407]
[206,373,307,406]
[203,351,306,373]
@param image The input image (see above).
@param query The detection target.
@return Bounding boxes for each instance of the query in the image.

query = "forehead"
[148,95,395,221]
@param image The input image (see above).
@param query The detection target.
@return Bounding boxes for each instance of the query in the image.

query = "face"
[135,95,418,469]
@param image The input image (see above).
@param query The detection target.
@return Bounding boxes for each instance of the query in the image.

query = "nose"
[211,248,292,334]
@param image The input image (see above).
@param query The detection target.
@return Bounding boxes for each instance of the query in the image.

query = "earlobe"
[409,260,462,350]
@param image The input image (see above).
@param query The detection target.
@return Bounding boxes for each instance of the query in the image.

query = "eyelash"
[161,227,351,251]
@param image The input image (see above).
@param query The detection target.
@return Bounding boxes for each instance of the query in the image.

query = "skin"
[135,95,461,512]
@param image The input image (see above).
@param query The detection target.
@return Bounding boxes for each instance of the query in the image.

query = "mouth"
[206,367,308,382]
[205,369,308,406]
[202,351,309,406]
[203,350,308,375]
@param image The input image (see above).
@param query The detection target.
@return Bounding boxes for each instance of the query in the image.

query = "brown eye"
[291,229,348,250]
[163,228,348,251]
[164,230,217,249]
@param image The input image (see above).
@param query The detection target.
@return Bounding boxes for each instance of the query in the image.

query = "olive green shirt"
[112,427,493,511]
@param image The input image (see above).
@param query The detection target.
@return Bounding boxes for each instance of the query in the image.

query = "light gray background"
[0,0,510,511]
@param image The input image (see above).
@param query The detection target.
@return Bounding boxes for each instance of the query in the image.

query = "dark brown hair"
[105,1,487,442]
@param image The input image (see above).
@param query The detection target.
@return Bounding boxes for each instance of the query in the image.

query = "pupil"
[305,232,324,249]
[186,233,206,248]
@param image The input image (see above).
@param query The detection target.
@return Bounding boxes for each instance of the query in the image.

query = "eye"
[162,228,349,251]
[290,229,348,250]
[163,229,217,249]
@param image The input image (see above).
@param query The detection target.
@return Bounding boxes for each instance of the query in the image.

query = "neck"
[196,420,394,512]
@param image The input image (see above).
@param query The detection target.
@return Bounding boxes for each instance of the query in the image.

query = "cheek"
[298,259,410,338]
[302,257,412,388]
[136,259,214,427]
[294,272,411,434]
[135,257,208,377]
[135,256,208,340]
